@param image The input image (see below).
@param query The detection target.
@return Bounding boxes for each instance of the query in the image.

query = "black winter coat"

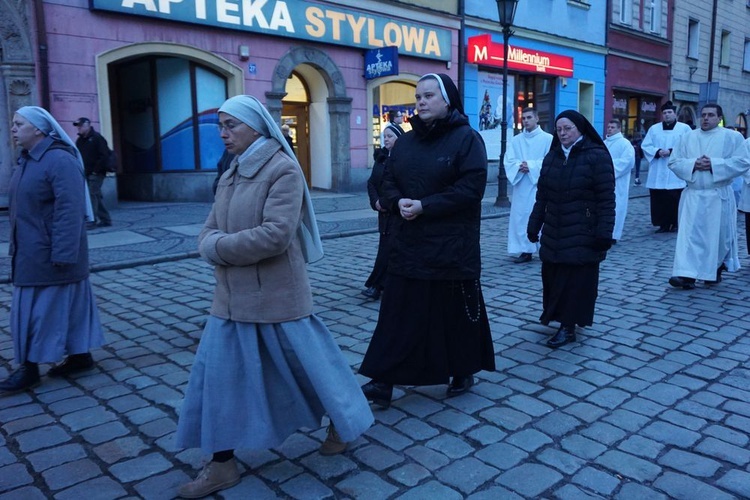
[382,109,487,280]
[75,128,109,176]
[527,136,615,265]
[367,149,392,234]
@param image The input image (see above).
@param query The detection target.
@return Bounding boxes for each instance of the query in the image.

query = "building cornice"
[609,23,671,47]
[465,17,608,55]
[607,49,670,68]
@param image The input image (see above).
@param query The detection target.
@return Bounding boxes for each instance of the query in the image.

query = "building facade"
[606,0,673,141]
[670,0,750,135]
[462,0,608,177]
[1,0,460,204]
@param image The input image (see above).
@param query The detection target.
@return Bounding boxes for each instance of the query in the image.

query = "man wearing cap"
[74,117,112,227]
[640,101,692,233]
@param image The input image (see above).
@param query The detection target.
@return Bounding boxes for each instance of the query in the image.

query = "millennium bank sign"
[91,0,452,61]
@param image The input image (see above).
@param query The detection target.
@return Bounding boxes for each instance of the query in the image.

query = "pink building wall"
[40,0,458,174]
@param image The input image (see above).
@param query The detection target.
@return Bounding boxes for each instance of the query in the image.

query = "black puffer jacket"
[381,109,487,280]
[527,136,615,265]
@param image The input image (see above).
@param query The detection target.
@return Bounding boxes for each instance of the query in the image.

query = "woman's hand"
[399,198,423,220]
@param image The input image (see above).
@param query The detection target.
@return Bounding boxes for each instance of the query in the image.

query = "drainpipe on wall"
[33,0,50,110]
[458,0,465,103]
[707,0,718,83]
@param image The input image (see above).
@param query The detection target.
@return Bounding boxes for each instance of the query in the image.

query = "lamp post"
[494,0,519,207]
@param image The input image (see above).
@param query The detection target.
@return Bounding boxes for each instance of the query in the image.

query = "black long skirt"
[359,275,496,386]
[649,188,682,228]
[540,262,599,327]
[364,233,393,290]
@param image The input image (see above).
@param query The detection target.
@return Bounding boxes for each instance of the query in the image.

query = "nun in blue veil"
[1,106,103,396]
[174,95,373,499]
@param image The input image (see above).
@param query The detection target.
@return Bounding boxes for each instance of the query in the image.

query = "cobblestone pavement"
[3,194,750,499]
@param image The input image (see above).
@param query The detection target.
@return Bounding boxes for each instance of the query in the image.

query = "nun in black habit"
[526,110,616,348]
[359,73,496,407]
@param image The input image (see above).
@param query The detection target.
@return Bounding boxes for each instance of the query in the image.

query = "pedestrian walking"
[362,123,403,300]
[640,101,692,233]
[527,110,616,348]
[358,73,495,408]
[739,137,750,254]
[174,95,373,499]
[604,119,636,241]
[667,104,750,289]
[74,117,113,228]
[1,107,104,396]
[503,107,553,263]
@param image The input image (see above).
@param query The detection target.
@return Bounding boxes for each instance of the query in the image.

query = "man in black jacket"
[74,117,112,227]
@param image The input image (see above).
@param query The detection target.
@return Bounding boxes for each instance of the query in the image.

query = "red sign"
[467,34,574,78]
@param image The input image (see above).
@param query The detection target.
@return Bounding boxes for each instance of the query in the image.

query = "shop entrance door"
[282,103,310,186]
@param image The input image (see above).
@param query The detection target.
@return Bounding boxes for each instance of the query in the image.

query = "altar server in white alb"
[640,101,692,233]
[603,120,635,241]
[667,104,750,290]
[504,107,553,263]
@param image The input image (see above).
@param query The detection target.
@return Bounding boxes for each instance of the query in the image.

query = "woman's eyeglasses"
[218,121,243,133]
[556,125,577,134]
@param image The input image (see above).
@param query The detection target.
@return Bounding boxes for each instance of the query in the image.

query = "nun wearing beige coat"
[174,95,373,499]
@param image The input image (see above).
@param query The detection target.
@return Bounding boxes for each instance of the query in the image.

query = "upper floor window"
[649,0,662,34]
[619,0,633,25]
[743,38,750,72]
[688,19,700,59]
[720,31,731,67]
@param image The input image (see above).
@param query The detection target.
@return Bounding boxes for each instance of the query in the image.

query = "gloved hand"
[592,238,613,251]
[527,231,539,243]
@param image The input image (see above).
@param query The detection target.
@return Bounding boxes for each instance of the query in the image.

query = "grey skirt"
[11,279,105,364]
[175,315,374,454]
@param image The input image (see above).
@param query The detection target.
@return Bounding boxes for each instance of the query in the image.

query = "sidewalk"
[0,172,649,282]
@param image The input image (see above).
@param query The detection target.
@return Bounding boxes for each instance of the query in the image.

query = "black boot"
[705,264,727,285]
[361,287,381,300]
[446,375,474,397]
[362,381,393,408]
[0,362,40,395]
[547,325,576,348]
[668,276,696,289]
[47,353,95,378]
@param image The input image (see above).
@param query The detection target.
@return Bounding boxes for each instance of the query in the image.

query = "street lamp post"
[494,0,519,207]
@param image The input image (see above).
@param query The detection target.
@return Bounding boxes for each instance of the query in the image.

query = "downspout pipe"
[33,0,50,110]
[707,0,718,83]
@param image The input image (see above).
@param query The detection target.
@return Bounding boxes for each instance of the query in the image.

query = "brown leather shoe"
[319,424,347,455]
[177,459,241,498]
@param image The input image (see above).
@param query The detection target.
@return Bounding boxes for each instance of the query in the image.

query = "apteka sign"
[91,0,452,61]
[467,34,574,77]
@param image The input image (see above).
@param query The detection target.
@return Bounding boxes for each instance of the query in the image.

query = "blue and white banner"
[364,47,398,79]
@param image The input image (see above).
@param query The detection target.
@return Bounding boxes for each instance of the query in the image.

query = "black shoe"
[86,222,97,230]
[446,375,474,397]
[669,225,678,233]
[668,276,696,289]
[96,221,112,227]
[362,381,393,408]
[47,353,95,378]
[634,178,641,186]
[512,253,532,264]
[0,364,40,395]
[361,287,381,300]
[705,264,728,285]
[547,325,576,348]
[655,226,669,233]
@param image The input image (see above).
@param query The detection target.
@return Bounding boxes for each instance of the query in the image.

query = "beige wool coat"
[199,139,313,323]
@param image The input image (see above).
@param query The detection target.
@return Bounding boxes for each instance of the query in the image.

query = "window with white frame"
[619,0,632,25]
[688,19,700,59]
[649,0,662,34]
[720,31,731,67]
[744,39,750,71]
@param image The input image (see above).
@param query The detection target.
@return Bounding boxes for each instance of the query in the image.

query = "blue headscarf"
[218,95,324,264]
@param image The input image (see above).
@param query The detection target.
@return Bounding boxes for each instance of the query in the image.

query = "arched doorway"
[282,72,312,186]
[267,47,350,191]
[96,43,243,201]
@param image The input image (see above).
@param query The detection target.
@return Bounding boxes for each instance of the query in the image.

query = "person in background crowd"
[74,117,112,228]
[739,137,750,254]
[504,107,553,264]
[527,110,615,348]
[667,104,750,290]
[640,101,692,233]
[281,124,295,153]
[380,109,404,146]
[630,134,644,186]
[174,95,373,499]
[604,120,636,242]
[358,73,495,408]
[1,107,104,396]
[362,123,403,300]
